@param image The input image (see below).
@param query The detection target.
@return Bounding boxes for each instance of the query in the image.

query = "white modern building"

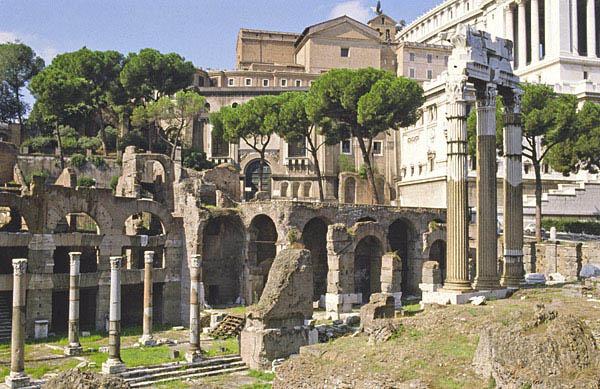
[395,0,600,217]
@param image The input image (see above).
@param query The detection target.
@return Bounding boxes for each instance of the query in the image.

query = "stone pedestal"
[421,288,511,305]
[140,251,156,347]
[324,293,361,320]
[186,255,202,363]
[65,252,83,356]
[33,320,48,340]
[325,224,356,319]
[380,252,402,309]
[102,256,125,375]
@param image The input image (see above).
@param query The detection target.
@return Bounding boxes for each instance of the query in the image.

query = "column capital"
[515,0,525,7]
[144,251,155,264]
[68,252,81,263]
[12,258,27,276]
[190,254,202,269]
[109,256,122,269]
[445,75,469,105]
[476,83,498,108]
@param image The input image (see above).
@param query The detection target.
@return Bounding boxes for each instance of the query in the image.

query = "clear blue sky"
[0,0,440,69]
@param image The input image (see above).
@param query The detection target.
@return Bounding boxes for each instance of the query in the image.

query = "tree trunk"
[55,125,65,170]
[258,153,265,192]
[356,136,381,204]
[533,160,543,243]
[310,148,325,201]
[14,86,23,125]
[170,125,184,161]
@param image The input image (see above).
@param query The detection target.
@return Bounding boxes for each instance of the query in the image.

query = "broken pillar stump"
[240,248,314,370]
[359,293,395,329]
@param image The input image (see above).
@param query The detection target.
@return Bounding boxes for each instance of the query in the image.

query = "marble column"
[587,0,597,57]
[186,255,202,363]
[473,84,501,290]
[501,92,525,288]
[517,0,528,67]
[5,259,30,389]
[572,0,579,54]
[531,0,540,62]
[443,76,472,292]
[65,252,83,356]
[139,251,156,346]
[505,4,516,67]
[102,256,125,374]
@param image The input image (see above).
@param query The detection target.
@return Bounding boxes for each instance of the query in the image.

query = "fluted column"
[587,0,597,57]
[572,0,579,54]
[473,84,501,290]
[65,252,83,356]
[505,4,516,67]
[5,259,31,389]
[531,0,540,62]
[140,251,156,346]
[517,0,528,67]
[186,255,203,362]
[501,92,525,288]
[102,256,125,374]
[443,75,471,292]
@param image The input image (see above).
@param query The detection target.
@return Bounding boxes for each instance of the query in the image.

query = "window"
[385,29,391,40]
[245,78,252,86]
[341,140,351,154]
[263,79,269,87]
[419,165,423,175]
[280,79,287,87]
[409,52,415,61]
[288,139,306,157]
[411,166,415,176]
[227,78,234,86]
[372,141,383,156]
[429,158,435,171]
[427,54,433,63]
[444,55,449,65]
[524,164,530,174]
[427,69,433,79]
[341,47,349,57]
[584,71,589,80]
[409,68,415,78]
[295,79,302,87]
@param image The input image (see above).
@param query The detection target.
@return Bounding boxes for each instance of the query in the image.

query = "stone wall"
[522,240,600,281]
[0,142,18,184]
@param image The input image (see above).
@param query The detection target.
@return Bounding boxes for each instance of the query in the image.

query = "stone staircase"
[0,292,11,342]
[119,355,247,388]
[208,315,245,339]
[522,182,600,219]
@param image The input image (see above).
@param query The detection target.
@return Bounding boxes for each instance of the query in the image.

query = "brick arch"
[117,199,174,236]
[350,221,389,253]
[46,194,113,235]
[0,192,35,232]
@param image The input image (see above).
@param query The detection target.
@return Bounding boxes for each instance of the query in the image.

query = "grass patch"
[225,306,247,316]
[436,377,463,389]
[240,384,272,389]
[248,369,275,382]
[156,379,189,388]
[204,337,239,357]
[86,345,183,369]
[434,335,477,360]
[402,303,422,313]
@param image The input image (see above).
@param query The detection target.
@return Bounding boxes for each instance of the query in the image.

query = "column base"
[472,278,501,291]
[3,372,34,389]
[422,288,511,305]
[64,344,83,356]
[139,335,157,347]
[102,358,126,374]
[440,281,472,292]
[185,351,202,363]
[324,293,361,320]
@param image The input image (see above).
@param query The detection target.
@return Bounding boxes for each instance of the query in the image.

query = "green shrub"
[103,126,118,152]
[358,164,368,179]
[21,136,57,153]
[77,176,95,188]
[77,136,102,152]
[69,153,87,168]
[110,175,120,192]
[88,155,107,169]
[338,154,356,173]
[542,218,600,236]
[25,170,49,185]
[182,149,215,171]
[58,125,80,154]
[119,130,148,152]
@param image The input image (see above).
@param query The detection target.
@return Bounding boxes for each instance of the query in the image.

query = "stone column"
[517,0,528,67]
[325,224,356,319]
[587,0,597,57]
[443,76,471,292]
[65,252,83,356]
[186,255,202,363]
[505,4,516,67]
[572,0,579,54]
[139,251,156,346]
[501,92,525,288]
[473,83,501,290]
[102,256,125,374]
[5,259,31,389]
[531,0,540,62]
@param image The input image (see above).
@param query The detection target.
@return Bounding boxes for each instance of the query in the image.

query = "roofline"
[294,15,380,49]
[238,28,299,37]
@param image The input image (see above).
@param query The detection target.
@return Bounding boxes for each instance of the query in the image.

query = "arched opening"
[357,217,376,223]
[291,182,300,199]
[280,182,289,198]
[141,160,167,202]
[244,160,271,201]
[202,216,245,306]
[344,177,356,204]
[302,217,330,302]
[302,182,312,198]
[429,239,447,284]
[53,213,101,274]
[248,214,278,301]
[388,219,412,293]
[211,130,229,157]
[0,207,27,232]
[354,236,383,303]
[123,212,166,269]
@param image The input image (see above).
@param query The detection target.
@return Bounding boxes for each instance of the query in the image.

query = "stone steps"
[208,315,245,339]
[0,293,11,342]
[119,355,247,388]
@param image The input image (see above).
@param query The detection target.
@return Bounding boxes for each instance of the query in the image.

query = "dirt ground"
[274,285,600,389]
